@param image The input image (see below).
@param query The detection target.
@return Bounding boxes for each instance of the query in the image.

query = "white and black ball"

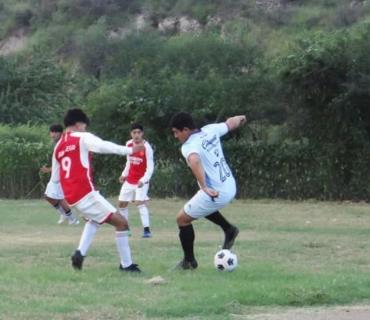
[214,249,238,272]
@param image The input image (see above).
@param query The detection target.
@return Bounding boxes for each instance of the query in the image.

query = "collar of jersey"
[184,129,201,143]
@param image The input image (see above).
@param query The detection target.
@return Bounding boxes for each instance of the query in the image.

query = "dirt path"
[233,306,370,320]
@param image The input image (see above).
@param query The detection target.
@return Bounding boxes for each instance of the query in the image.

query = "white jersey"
[181,123,236,193]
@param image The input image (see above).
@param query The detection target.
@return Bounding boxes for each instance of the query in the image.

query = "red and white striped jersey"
[121,140,154,185]
[51,131,133,205]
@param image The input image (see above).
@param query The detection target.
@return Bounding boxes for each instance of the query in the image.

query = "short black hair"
[49,124,63,133]
[64,108,90,127]
[170,112,196,130]
[130,122,143,131]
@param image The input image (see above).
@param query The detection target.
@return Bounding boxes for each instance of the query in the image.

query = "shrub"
[0,52,72,124]
[0,125,50,198]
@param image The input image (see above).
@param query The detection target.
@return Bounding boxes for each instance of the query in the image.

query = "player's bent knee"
[107,212,129,231]
[117,216,129,230]
[176,210,193,226]
[118,201,129,208]
[45,196,58,206]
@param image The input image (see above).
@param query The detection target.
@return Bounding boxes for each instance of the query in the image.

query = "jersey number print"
[214,157,231,182]
[61,157,72,178]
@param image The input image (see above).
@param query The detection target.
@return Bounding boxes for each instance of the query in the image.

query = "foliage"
[0,52,73,124]
[226,139,370,200]
[74,18,110,78]
[87,32,277,153]
[1,1,370,200]
[0,124,50,198]
[276,26,370,200]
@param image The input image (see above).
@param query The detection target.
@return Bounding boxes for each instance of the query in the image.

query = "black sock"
[205,211,232,232]
[144,227,150,233]
[65,209,72,216]
[179,224,195,261]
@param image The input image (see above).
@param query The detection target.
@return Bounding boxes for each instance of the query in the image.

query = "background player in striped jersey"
[51,109,143,272]
[118,123,154,238]
[41,124,79,225]
[170,112,246,270]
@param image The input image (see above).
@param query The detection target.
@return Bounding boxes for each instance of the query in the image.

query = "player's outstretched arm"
[83,133,144,156]
[225,115,247,132]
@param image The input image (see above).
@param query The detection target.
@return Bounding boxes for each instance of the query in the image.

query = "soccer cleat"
[175,258,198,270]
[58,215,67,224]
[223,226,239,250]
[71,250,84,270]
[119,263,141,273]
[142,230,152,238]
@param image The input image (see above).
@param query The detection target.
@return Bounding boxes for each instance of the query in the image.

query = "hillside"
[0,0,368,56]
[1,0,370,200]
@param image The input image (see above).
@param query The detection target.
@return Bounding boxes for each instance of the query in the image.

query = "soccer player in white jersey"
[41,124,79,225]
[170,112,246,270]
[51,109,143,272]
[118,123,154,238]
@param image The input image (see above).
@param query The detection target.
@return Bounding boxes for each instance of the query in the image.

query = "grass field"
[1,199,370,319]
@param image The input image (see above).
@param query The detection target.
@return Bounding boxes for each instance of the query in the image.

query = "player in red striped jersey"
[51,109,143,272]
[118,123,154,238]
[41,124,79,225]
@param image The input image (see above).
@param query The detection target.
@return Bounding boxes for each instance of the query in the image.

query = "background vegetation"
[1,0,370,199]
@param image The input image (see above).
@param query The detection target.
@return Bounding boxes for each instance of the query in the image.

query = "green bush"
[2,0,370,201]
[0,125,50,198]
[0,52,72,124]
[92,137,370,200]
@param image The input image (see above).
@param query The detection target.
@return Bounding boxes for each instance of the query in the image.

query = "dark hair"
[170,112,196,130]
[130,122,143,131]
[64,108,90,127]
[49,124,63,133]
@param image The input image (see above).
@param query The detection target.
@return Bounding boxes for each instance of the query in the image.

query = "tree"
[0,51,72,124]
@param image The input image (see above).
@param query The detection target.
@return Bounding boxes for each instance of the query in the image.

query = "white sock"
[116,231,132,267]
[77,221,100,256]
[138,204,150,228]
[118,207,129,221]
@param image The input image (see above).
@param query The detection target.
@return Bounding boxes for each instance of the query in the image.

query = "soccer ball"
[214,249,238,272]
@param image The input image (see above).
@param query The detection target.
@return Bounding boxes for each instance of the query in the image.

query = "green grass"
[1,199,370,319]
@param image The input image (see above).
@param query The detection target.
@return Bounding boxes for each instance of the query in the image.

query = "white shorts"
[45,181,64,200]
[74,191,116,224]
[184,186,236,219]
[118,182,150,202]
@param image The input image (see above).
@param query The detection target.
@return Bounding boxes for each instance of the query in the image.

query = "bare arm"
[187,153,219,198]
[225,115,247,132]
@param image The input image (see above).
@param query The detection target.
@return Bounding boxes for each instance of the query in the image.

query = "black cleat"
[119,263,141,273]
[223,226,239,250]
[71,250,84,270]
[176,258,198,270]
